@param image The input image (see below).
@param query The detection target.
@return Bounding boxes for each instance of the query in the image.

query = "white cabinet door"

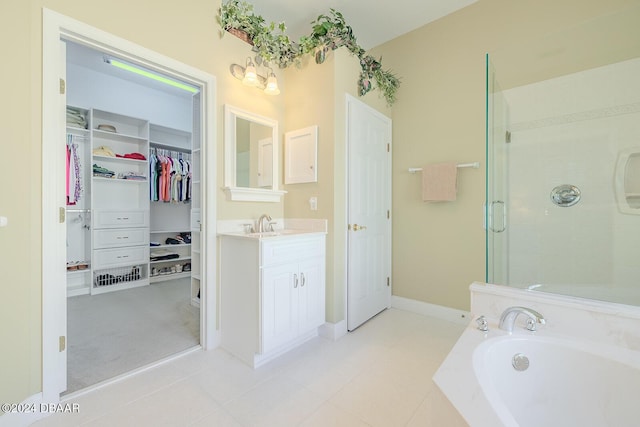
[284,125,318,184]
[261,257,325,354]
[261,263,298,354]
[297,257,325,334]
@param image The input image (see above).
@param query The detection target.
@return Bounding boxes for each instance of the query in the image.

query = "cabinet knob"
[300,273,305,287]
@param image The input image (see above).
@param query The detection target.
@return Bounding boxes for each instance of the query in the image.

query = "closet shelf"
[67,268,91,276]
[67,127,90,137]
[93,155,147,164]
[151,243,191,249]
[93,176,148,183]
[150,256,191,264]
[93,128,148,144]
[150,141,191,152]
[150,271,191,283]
[151,229,191,234]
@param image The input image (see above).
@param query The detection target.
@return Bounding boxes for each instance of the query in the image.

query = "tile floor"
[32,308,469,427]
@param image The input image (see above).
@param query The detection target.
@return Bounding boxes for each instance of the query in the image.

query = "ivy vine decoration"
[218,0,301,68]
[251,21,300,69]
[299,9,400,105]
[218,1,401,105]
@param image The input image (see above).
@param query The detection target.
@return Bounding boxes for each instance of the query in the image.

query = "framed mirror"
[223,105,286,202]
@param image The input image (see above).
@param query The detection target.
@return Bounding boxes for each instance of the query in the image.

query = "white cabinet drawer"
[261,235,325,267]
[93,246,148,268]
[94,210,148,229]
[94,228,149,249]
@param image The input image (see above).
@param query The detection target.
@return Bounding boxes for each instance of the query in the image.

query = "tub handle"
[476,315,489,332]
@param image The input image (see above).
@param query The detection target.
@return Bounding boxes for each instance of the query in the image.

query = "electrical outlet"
[309,197,318,211]
[0,216,7,227]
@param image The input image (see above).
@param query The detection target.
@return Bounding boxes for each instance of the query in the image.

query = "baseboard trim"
[318,319,348,341]
[391,296,470,325]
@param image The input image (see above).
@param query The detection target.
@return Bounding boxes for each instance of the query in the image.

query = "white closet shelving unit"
[90,108,150,295]
[65,106,201,302]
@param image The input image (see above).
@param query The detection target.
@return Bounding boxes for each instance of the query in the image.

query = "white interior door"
[347,96,392,331]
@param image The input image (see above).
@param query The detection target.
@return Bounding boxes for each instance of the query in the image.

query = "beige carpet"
[65,278,199,394]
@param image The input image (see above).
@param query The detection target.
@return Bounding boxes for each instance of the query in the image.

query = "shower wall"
[503,58,640,293]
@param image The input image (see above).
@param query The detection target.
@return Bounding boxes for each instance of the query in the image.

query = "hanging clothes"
[66,134,82,205]
[149,149,191,204]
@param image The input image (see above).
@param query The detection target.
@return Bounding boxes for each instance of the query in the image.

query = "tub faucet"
[256,214,272,233]
[499,306,545,333]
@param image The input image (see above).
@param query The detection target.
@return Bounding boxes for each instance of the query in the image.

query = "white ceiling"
[248,0,478,49]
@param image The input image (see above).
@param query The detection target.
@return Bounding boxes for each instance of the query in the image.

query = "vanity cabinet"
[261,254,325,354]
[220,232,326,367]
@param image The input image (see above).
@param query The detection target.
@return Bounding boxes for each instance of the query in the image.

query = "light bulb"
[242,60,258,87]
[264,72,280,95]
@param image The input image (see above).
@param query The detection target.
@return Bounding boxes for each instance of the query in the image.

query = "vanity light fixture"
[104,57,199,94]
[230,57,280,95]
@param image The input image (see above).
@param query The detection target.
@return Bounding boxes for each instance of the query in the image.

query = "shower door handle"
[489,200,506,233]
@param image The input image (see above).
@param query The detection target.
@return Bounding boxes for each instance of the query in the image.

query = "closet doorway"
[64,40,202,393]
[42,9,217,401]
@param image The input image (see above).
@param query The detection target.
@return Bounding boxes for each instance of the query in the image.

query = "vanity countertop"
[218,229,326,240]
[217,218,328,240]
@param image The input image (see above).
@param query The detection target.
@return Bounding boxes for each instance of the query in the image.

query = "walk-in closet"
[63,40,202,393]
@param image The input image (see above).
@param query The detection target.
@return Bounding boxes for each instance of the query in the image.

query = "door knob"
[351,224,367,231]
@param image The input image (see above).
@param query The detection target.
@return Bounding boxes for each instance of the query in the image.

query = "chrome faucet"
[499,306,545,333]
[256,214,272,233]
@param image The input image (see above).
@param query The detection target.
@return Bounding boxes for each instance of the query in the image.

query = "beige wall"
[0,0,41,407]
[372,0,640,311]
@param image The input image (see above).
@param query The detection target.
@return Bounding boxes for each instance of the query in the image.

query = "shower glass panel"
[486,5,640,306]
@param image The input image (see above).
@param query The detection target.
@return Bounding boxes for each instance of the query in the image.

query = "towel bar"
[408,162,480,173]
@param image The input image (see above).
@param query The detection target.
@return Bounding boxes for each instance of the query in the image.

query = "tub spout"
[499,306,545,333]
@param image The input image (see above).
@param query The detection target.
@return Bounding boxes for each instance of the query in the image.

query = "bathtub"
[434,282,640,427]
[473,334,640,427]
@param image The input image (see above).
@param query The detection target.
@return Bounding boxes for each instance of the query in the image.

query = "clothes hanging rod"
[408,162,480,173]
[66,208,91,213]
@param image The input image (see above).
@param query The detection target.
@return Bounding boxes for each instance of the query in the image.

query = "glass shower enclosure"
[486,5,640,306]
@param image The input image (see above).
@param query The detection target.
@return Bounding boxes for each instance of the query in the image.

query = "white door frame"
[344,94,392,331]
[42,8,218,402]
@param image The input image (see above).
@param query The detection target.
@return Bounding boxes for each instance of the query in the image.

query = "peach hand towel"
[422,162,458,202]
